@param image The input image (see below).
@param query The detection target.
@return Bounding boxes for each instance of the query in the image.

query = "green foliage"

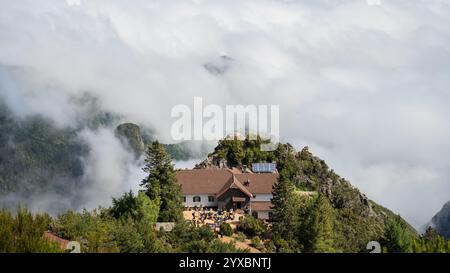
[251,236,262,248]
[52,209,119,253]
[136,192,160,227]
[0,104,87,195]
[163,222,246,253]
[382,215,414,253]
[109,218,145,253]
[273,143,299,180]
[333,208,384,253]
[0,98,124,197]
[110,191,139,220]
[215,139,245,166]
[220,222,234,237]
[141,141,183,223]
[48,206,250,253]
[412,227,450,253]
[211,136,275,167]
[303,194,335,253]
[273,191,336,253]
[110,191,160,227]
[52,191,162,253]
[271,169,304,244]
[0,129,426,253]
[164,143,193,161]
[271,238,298,253]
[0,208,62,253]
[238,216,267,237]
[269,143,418,253]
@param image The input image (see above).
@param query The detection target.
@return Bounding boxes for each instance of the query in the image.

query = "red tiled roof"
[251,201,273,212]
[234,173,279,194]
[176,169,278,196]
[43,231,70,250]
[176,169,233,195]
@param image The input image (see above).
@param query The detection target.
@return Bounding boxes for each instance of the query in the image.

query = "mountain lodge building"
[176,168,278,219]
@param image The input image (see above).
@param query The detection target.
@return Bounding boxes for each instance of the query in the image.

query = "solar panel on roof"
[252,163,277,173]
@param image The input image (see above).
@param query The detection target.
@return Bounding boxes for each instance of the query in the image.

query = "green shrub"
[251,236,262,248]
[235,232,247,242]
[220,223,233,237]
[238,216,267,237]
[0,208,62,253]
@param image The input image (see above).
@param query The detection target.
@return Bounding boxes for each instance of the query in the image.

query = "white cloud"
[66,0,81,7]
[78,128,144,210]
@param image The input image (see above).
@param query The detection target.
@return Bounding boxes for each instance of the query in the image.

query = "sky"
[1,0,450,228]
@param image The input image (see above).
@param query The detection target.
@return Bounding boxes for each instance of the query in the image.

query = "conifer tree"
[382,215,413,253]
[141,141,183,222]
[305,194,335,253]
[271,169,302,248]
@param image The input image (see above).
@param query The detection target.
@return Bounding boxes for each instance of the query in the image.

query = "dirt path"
[220,236,261,253]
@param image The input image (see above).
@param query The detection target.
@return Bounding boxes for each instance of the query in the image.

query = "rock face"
[204,55,234,75]
[195,154,231,169]
[294,148,376,218]
[115,123,145,158]
[426,201,450,239]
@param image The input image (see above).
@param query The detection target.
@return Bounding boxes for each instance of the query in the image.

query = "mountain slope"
[0,100,207,211]
[196,138,417,252]
[0,103,88,195]
[425,201,450,239]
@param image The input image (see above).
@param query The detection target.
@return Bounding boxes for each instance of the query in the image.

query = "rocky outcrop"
[318,176,375,217]
[204,55,234,75]
[115,123,145,158]
[195,154,231,169]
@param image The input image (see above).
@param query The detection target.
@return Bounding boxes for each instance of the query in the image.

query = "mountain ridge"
[195,137,417,251]
[424,201,450,239]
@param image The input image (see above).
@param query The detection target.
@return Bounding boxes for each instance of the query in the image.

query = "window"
[193,196,201,202]
[183,196,186,202]
[208,196,215,202]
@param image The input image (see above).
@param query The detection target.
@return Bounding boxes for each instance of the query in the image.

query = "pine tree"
[412,227,449,253]
[141,141,183,223]
[382,215,413,253]
[273,143,299,178]
[271,169,303,251]
[305,194,335,253]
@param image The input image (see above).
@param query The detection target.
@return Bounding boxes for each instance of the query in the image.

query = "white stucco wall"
[183,194,218,207]
[182,193,273,209]
[251,194,272,202]
[255,211,270,220]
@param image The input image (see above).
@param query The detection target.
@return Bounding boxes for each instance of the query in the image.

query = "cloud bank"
[1,0,450,227]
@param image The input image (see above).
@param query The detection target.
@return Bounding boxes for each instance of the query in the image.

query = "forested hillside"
[0,100,202,213]
[0,102,88,195]
[1,136,450,253]
[197,137,420,252]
